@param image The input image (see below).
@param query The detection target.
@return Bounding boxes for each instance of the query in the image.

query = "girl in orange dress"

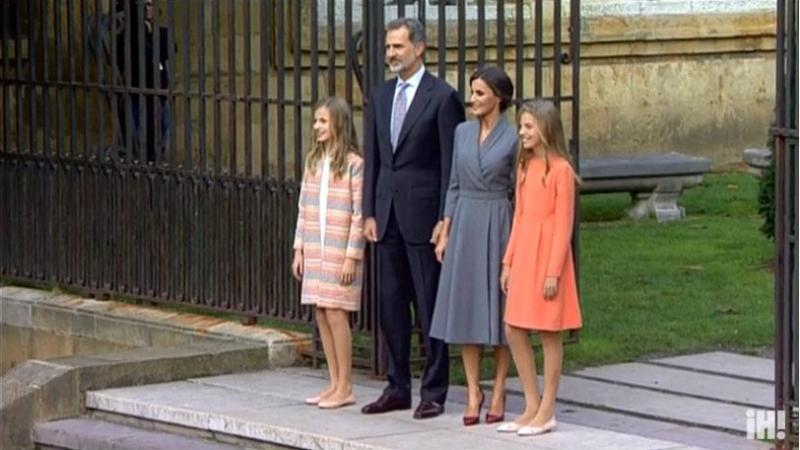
[292,97,365,409]
[497,100,582,436]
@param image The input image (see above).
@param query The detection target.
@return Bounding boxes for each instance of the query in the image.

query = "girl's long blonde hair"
[305,97,360,179]
[515,99,580,185]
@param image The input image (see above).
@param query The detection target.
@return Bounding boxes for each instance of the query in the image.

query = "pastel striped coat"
[293,153,365,311]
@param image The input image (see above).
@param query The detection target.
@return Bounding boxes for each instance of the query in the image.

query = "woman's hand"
[340,257,357,285]
[543,276,558,300]
[292,249,303,281]
[500,265,510,294]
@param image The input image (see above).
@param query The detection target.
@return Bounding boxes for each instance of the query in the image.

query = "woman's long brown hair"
[305,97,360,179]
[515,99,579,185]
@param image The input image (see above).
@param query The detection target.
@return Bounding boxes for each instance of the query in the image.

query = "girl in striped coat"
[292,97,365,409]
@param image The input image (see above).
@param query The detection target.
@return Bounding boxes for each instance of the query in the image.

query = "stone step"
[85,369,705,450]
[504,375,750,434]
[33,418,245,450]
[572,362,773,408]
[648,352,774,383]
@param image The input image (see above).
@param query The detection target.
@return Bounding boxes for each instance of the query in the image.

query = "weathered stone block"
[1,300,32,328]
[32,305,75,335]
[94,317,151,348]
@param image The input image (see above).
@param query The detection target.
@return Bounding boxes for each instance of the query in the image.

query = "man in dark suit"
[361,17,465,419]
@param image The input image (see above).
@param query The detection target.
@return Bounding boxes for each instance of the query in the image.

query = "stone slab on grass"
[573,362,773,407]
[649,352,773,383]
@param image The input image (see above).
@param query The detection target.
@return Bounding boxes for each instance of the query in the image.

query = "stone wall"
[2,0,776,173]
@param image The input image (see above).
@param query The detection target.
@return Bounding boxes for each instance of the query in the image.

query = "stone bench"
[579,152,711,222]
[742,148,772,177]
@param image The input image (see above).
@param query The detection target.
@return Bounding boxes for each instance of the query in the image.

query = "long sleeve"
[346,158,366,260]
[293,170,309,250]
[502,167,523,266]
[362,92,379,219]
[546,163,576,277]
[443,130,461,218]
[437,90,466,219]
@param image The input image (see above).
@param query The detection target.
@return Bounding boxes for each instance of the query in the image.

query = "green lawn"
[568,172,774,371]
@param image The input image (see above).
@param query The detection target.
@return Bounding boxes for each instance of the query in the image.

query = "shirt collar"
[398,64,425,89]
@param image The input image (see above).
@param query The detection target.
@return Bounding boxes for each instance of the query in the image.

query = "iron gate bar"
[774,0,799,447]
[1,0,581,375]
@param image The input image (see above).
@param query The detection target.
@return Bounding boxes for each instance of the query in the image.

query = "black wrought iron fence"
[0,0,580,373]
[773,0,798,448]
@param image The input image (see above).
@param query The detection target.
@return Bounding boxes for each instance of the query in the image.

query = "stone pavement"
[79,352,774,450]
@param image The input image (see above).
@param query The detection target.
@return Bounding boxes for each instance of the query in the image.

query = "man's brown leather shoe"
[413,400,444,419]
[360,394,411,414]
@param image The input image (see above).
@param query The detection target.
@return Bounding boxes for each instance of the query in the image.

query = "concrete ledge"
[0,286,311,449]
[0,286,309,367]
[1,342,273,449]
[34,418,243,450]
[742,148,771,177]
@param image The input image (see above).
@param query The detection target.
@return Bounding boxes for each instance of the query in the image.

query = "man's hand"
[291,249,303,281]
[434,233,448,263]
[430,220,444,245]
[364,217,378,242]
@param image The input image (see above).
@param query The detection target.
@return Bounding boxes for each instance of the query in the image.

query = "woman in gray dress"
[430,66,516,426]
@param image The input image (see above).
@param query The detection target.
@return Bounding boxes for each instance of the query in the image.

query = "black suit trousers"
[377,206,449,404]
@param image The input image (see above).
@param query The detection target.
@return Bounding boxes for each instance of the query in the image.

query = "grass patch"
[455,172,774,382]
[569,173,773,371]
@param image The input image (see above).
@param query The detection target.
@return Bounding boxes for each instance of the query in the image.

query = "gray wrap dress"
[430,116,517,345]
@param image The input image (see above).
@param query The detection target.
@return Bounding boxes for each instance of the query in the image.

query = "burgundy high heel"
[485,393,506,424]
[462,390,485,426]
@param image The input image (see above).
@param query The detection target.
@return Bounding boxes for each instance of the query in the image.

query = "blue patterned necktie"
[391,81,409,150]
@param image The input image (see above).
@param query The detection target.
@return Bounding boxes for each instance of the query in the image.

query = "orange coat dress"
[503,156,582,331]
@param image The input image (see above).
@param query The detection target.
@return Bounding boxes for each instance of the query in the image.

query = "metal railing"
[773,0,798,447]
[0,0,581,374]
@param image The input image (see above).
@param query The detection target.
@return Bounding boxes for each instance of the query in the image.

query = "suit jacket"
[363,72,465,244]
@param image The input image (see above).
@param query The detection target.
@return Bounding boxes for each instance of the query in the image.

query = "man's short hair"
[386,17,426,44]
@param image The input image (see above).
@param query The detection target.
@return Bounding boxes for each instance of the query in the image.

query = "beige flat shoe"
[318,395,356,409]
[304,395,322,405]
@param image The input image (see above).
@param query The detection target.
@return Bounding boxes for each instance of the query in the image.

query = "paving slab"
[87,369,705,450]
[649,352,773,383]
[189,369,384,401]
[505,375,749,433]
[34,418,245,450]
[548,403,770,450]
[573,362,773,407]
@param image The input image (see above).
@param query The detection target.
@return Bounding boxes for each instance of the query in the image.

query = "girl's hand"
[434,233,448,263]
[340,257,357,285]
[543,276,558,300]
[291,250,303,281]
[500,265,510,294]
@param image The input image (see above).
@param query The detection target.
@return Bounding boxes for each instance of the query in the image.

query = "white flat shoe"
[517,417,557,436]
[496,421,522,432]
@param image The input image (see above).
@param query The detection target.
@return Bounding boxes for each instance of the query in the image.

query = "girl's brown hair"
[515,99,579,185]
[306,97,360,179]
